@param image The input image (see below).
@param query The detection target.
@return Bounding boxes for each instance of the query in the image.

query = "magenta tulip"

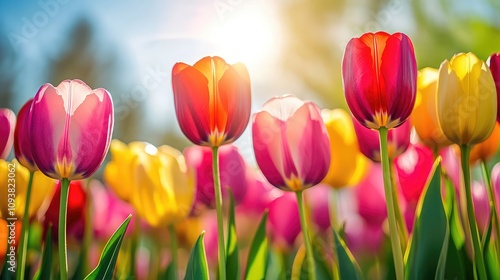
[342,32,417,130]
[14,99,37,171]
[487,52,500,122]
[29,80,114,180]
[395,144,434,204]
[352,116,411,162]
[184,144,247,214]
[239,169,279,216]
[305,184,331,232]
[491,163,500,216]
[471,181,490,234]
[252,95,330,191]
[354,164,387,226]
[0,108,16,159]
[267,192,301,250]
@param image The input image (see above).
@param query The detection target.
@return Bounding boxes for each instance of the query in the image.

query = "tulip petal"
[14,99,37,171]
[0,108,16,160]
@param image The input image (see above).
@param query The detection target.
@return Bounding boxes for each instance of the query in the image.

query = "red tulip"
[172,56,251,147]
[352,116,411,162]
[42,180,87,241]
[0,108,16,159]
[14,99,37,171]
[487,52,500,122]
[29,80,114,180]
[342,32,417,129]
[184,144,248,214]
[252,95,330,192]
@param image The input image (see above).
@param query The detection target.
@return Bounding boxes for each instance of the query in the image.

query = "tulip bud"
[0,108,15,160]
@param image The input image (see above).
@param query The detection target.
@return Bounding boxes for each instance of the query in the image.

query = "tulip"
[130,143,195,227]
[268,192,301,251]
[411,68,451,152]
[184,144,247,214]
[342,31,417,130]
[471,181,490,234]
[252,95,330,192]
[0,160,55,219]
[30,80,114,180]
[355,164,387,227]
[394,144,434,232]
[42,180,87,241]
[321,109,369,188]
[0,108,15,160]
[29,79,114,279]
[89,180,135,239]
[103,140,151,202]
[437,53,497,146]
[171,56,251,147]
[352,116,411,162]
[469,123,500,164]
[14,99,37,171]
[487,52,500,122]
[252,95,330,280]
[305,184,332,232]
[239,169,280,216]
[436,53,496,280]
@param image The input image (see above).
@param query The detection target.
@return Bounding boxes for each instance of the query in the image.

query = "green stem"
[59,178,70,280]
[296,190,316,280]
[169,224,178,280]
[81,184,92,275]
[378,127,404,280]
[129,219,139,278]
[389,157,408,250]
[212,146,226,280]
[480,160,500,259]
[16,171,34,280]
[329,190,340,280]
[460,145,487,280]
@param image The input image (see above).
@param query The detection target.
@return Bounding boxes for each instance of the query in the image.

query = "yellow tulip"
[131,143,195,227]
[437,52,497,145]
[411,67,452,151]
[103,140,150,202]
[469,122,500,164]
[0,159,55,219]
[321,109,369,188]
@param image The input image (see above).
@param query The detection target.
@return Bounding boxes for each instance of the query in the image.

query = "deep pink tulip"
[0,108,16,159]
[395,144,434,204]
[354,164,387,226]
[441,146,461,191]
[305,184,331,232]
[472,181,490,234]
[14,99,37,171]
[172,56,251,147]
[239,169,280,216]
[342,32,417,130]
[89,180,135,239]
[268,192,301,250]
[352,116,411,162]
[184,144,247,214]
[29,80,114,180]
[344,216,385,255]
[252,95,330,192]
[491,163,500,217]
[487,53,500,122]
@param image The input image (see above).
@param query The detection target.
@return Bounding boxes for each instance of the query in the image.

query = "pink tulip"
[472,181,490,234]
[89,180,135,239]
[344,216,385,255]
[354,164,387,227]
[252,95,330,192]
[14,99,37,171]
[267,192,301,250]
[395,144,434,204]
[239,168,281,216]
[352,116,411,162]
[441,146,461,191]
[491,163,500,215]
[184,144,247,214]
[0,108,16,159]
[305,184,331,232]
[29,80,114,180]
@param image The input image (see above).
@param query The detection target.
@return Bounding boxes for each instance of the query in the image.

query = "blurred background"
[1,0,500,161]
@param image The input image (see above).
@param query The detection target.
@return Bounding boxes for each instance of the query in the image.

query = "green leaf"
[333,229,363,280]
[484,241,500,279]
[226,190,239,279]
[33,225,53,280]
[244,211,268,280]
[84,215,131,280]
[184,231,209,280]
[404,159,449,279]
[482,208,493,251]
